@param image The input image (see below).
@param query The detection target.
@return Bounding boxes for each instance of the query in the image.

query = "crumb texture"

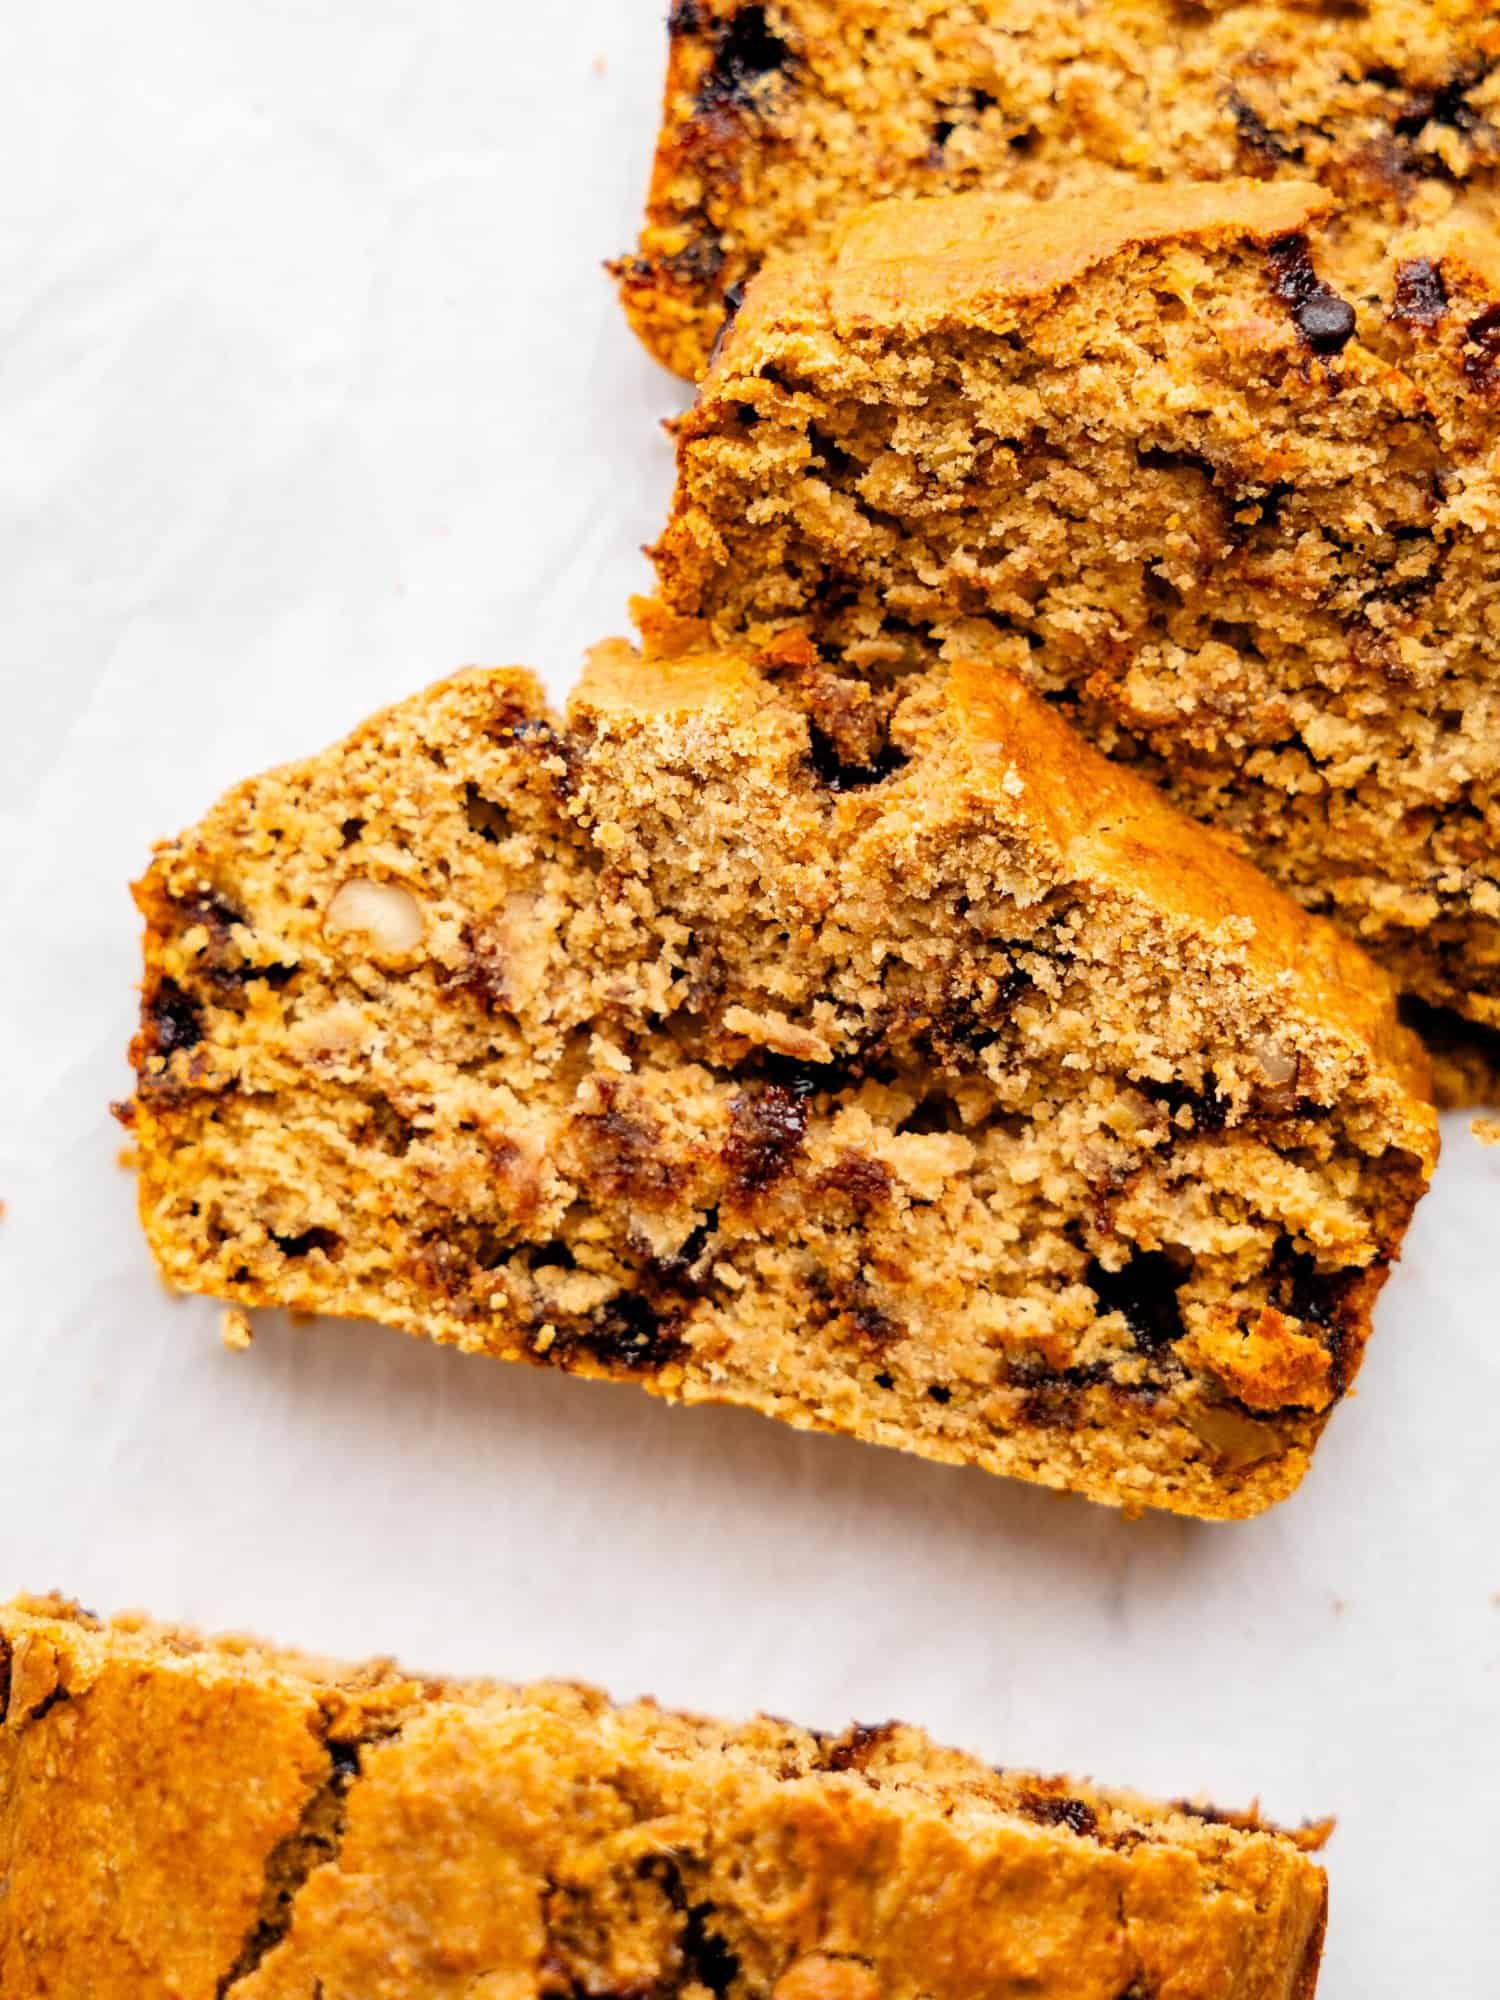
[0,1595,1330,2000]
[123,643,1434,1520]
[616,0,1500,377]
[651,179,1500,1026]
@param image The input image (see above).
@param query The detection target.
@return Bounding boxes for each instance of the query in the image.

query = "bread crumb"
[1471,1117,1500,1147]
[221,1308,254,1352]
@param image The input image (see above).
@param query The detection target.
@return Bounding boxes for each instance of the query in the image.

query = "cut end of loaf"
[124,642,1434,1522]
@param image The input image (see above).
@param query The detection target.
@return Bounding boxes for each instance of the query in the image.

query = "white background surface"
[2,4,1497,1992]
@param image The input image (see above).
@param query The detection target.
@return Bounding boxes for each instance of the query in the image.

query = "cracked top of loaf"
[738,179,1336,337]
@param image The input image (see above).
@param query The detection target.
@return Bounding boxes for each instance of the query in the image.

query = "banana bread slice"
[615,0,1500,379]
[121,640,1436,1520]
[0,1593,1330,1999]
[650,178,1500,1026]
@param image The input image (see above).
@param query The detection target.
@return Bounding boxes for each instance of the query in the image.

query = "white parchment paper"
[1,5,1497,1992]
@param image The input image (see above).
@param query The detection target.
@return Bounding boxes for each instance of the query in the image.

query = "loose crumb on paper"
[1471,1117,1500,1147]
[221,1308,254,1352]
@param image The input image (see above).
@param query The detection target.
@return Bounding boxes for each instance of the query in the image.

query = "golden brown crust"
[823,179,1332,334]
[122,641,1433,1520]
[617,0,1500,378]
[0,1595,1330,1999]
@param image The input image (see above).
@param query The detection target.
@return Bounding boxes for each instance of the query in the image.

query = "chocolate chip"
[1227,89,1300,165]
[697,5,792,113]
[578,1097,685,1205]
[1171,1797,1237,1827]
[668,0,701,33]
[906,969,1032,1069]
[1022,1793,1099,1838]
[575,1293,684,1374]
[849,1298,899,1349]
[145,978,204,1057]
[1269,1239,1366,1395]
[824,1721,895,1772]
[1085,1252,1189,1353]
[706,281,746,370]
[487,711,575,796]
[169,889,294,992]
[926,1384,952,1405]
[1267,236,1357,356]
[1465,304,1500,389]
[1296,290,1357,353]
[1395,73,1482,139]
[660,237,728,287]
[680,1903,741,1999]
[178,887,245,934]
[723,1084,808,1198]
[1009,1357,1110,1429]
[271,1227,340,1260]
[1145,1073,1231,1132]
[817,1152,892,1211]
[1392,257,1449,328]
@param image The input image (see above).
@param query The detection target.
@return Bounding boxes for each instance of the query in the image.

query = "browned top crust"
[0,1594,1330,2000]
[819,180,1333,334]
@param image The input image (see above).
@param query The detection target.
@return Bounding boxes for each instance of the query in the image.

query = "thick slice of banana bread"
[0,1594,1330,1999]
[615,0,1500,378]
[121,640,1436,1519]
[650,178,1500,1025]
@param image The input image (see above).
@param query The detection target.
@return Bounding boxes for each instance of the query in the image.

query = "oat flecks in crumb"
[617,0,1500,379]
[652,179,1500,1029]
[0,1593,1332,1999]
[220,1308,254,1352]
[124,642,1435,1522]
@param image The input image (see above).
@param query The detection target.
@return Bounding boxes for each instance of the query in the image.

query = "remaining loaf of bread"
[650,176,1500,1025]
[615,0,1500,378]
[123,639,1435,1519]
[0,1593,1331,1998]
